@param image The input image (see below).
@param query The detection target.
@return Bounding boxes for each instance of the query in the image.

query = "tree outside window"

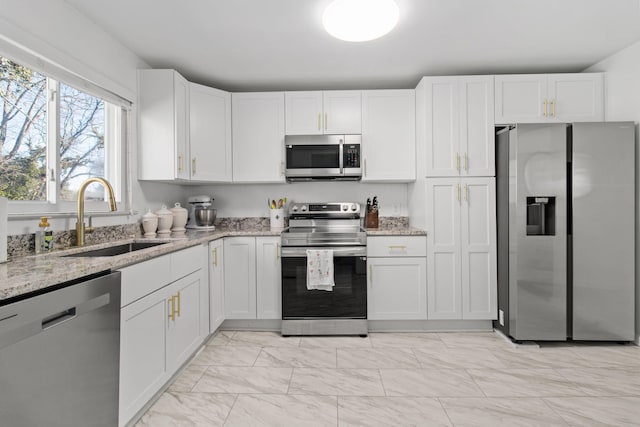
[0,57,47,200]
[0,56,120,205]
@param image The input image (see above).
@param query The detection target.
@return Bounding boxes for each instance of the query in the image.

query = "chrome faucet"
[76,177,117,246]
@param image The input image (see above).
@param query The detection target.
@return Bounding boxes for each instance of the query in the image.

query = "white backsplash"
[187,182,409,218]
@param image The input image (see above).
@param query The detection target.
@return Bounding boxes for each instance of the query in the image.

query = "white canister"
[142,209,158,237]
[155,205,174,235]
[269,208,285,231]
[169,202,188,232]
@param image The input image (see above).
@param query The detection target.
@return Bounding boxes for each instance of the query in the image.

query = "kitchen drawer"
[120,254,171,307]
[367,236,426,257]
[171,245,203,282]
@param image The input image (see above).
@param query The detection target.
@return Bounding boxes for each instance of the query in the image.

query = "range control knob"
[291,205,298,212]
[301,205,308,212]
[351,204,358,211]
[342,205,348,211]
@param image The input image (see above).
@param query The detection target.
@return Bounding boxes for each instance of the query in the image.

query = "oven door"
[285,135,342,179]
[281,246,367,319]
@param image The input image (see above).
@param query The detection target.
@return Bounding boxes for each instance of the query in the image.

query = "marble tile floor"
[136,331,640,426]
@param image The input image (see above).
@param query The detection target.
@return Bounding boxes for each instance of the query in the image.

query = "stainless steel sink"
[63,241,170,257]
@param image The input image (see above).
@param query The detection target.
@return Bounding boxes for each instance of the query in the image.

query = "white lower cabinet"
[208,239,225,332]
[224,236,281,319]
[165,274,205,373]
[224,237,257,319]
[367,236,427,320]
[119,288,167,427]
[119,245,207,427]
[426,177,497,320]
[256,237,282,319]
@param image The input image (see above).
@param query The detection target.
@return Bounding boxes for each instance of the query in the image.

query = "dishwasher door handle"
[0,291,111,350]
[42,307,77,330]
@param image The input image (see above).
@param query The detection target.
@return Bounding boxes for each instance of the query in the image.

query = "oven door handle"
[280,246,367,257]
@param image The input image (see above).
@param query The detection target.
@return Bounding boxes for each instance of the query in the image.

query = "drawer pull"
[176,291,181,318]
[388,245,407,249]
[168,296,176,321]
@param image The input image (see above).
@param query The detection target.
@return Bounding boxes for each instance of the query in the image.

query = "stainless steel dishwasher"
[0,271,121,427]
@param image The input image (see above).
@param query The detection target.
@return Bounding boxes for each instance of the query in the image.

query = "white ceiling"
[65,0,640,91]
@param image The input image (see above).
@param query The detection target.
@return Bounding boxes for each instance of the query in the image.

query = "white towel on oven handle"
[306,249,335,291]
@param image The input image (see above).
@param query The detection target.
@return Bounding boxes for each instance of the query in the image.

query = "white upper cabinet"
[285,91,323,135]
[323,91,362,134]
[361,89,416,182]
[418,76,494,178]
[138,69,190,181]
[285,90,361,135]
[494,73,603,124]
[232,92,286,183]
[138,70,232,182]
[189,83,232,182]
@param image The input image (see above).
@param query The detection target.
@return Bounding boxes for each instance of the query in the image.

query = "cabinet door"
[361,89,416,182]
[425,77,460,177]
[547,73,604,122]
[426,178,462,319]
[459,77,495,176]
[166,272,205,373]
[232,92,285,183]
[494,74,547,124]
[460,178,497,320]
[368,257,427,320]
[138,69,188,181]
[119,291,168,426]
[189,83,232,182]
[323,90,362,134]
[174,72,190,180]
[209,240,225,332]
[256,237,282,319]
[285,91,323,135]
[224,237,257,318]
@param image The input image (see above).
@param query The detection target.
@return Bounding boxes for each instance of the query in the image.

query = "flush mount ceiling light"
[323,0,399,42]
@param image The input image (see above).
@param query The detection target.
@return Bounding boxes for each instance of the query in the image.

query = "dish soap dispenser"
[35,217,47,253]
[37,216,53,252]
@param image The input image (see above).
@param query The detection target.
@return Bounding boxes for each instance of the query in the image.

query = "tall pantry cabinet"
[412,76,497,321]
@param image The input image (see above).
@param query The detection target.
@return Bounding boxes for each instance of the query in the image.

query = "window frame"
[1,53,131,216]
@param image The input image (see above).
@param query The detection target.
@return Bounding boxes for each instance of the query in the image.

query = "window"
[0,56,127,212]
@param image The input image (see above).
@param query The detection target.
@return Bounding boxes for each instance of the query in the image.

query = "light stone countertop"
[0,227,280,304]
[365,225,427,236]
[0,224,426,304]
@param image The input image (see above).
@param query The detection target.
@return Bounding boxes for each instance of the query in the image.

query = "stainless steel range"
[281,202,368,336]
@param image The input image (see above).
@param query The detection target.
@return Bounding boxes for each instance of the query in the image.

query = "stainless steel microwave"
[284,134,362,181]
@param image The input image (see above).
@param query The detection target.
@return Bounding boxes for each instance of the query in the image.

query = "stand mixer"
[186,195,217,230]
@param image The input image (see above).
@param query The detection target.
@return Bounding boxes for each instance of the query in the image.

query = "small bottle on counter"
[35,216,47,253]
[36,216,53,253]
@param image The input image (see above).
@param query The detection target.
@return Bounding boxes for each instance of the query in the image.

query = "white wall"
[585,39,640,339]
[0,0,185,234]
[186,182,409,218]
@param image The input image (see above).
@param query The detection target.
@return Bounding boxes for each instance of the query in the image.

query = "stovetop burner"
[282,202,366,247]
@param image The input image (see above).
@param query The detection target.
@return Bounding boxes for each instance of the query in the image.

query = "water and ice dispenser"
[526,196,556,236]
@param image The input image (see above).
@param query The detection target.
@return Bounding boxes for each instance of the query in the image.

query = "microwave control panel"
[343,144,360,168]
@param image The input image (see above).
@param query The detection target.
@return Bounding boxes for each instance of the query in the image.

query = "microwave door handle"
[339,140,344,175]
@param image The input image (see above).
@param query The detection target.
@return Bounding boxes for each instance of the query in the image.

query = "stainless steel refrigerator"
[495,122,635,342]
